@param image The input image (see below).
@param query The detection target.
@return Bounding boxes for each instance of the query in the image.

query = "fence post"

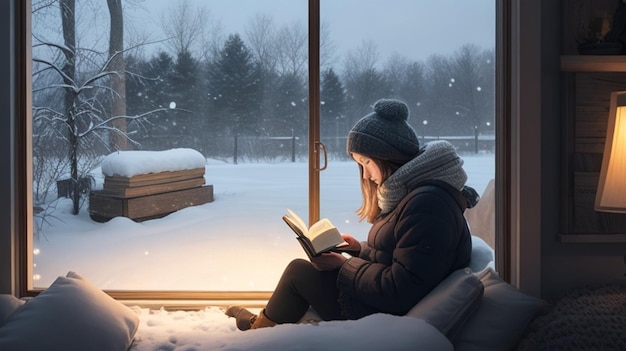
[474,126,479,154]
[291,134,296,162]
[234,135,238,164]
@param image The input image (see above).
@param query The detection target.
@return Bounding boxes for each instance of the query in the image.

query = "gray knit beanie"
[347,99,420,163]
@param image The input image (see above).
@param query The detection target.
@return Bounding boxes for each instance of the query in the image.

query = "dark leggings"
[263,258,344,324]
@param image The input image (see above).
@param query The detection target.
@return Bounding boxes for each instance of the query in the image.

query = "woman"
[226,98,476,330]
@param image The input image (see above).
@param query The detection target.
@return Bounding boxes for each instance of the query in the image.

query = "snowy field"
[33,153,494,291]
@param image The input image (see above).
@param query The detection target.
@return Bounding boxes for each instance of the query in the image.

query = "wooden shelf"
[561,55,626,72]
[559,234,626,243]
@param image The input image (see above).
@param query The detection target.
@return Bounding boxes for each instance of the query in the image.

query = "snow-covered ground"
[33,151,494,291]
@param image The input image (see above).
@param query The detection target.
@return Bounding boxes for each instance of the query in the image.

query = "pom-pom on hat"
[347,99,420,163]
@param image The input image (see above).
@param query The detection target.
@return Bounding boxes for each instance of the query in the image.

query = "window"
[20,0,495,299]
[318,1,496,247]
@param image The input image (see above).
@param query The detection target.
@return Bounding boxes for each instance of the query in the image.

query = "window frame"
[6,0,511,302]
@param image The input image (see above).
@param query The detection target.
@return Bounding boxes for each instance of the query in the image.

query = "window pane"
[319,1,496,247]
[29,0,496,293]
[31,0,310,291]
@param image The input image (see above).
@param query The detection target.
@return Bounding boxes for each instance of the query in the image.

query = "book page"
[286,208,308,235]
[308,218,335,240]
[284,209,348,255]
[283,215,304,238]
[309,219,347,253]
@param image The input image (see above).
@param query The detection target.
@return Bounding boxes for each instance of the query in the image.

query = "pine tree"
[145,51,175,110]
[134,51,176,148]
[266,72,307,137]
[207,34,262,136]
[124,54,146,117]
[321,68,346,140]
[169,49,201,141]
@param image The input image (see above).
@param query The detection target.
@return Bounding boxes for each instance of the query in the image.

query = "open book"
[282,208,349,258]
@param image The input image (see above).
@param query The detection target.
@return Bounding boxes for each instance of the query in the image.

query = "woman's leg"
[264,258,344,324]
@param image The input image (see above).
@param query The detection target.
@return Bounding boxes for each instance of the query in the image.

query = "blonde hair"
[355,158,402,223]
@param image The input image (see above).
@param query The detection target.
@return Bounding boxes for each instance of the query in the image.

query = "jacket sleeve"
[336,190,463,315]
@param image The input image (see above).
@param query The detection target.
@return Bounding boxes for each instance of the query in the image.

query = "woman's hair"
[355,157,403,223]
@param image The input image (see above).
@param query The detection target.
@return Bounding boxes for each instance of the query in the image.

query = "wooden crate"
[101,168,206,198]
[89,168,214,222]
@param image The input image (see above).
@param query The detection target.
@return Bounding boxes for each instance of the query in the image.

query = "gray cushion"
[453,268,548,351]
[405,267,484,340]
[0,294,25,327]
[0,271,139,351]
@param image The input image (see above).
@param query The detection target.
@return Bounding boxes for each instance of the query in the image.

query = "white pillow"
[453,268,548,351]
[0,271,139,351]
[0,294,25,327]
[405,268,484,340]
[469,235,495,272]
[218,313,454,351]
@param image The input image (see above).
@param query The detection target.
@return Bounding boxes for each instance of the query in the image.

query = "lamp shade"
[595,91,626,213]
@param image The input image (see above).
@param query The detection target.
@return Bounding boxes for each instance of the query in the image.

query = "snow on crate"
[90,148,213,223]
[100,148,206,177]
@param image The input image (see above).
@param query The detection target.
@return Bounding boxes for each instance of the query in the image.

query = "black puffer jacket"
[336,182,472,320]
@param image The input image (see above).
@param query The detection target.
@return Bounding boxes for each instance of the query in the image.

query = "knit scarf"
[377,140,467,214]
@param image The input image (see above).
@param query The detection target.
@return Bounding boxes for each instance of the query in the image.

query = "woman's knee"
[285,258,314,274]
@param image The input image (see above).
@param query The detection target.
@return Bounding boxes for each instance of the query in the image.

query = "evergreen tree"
[266,72,307,137]
[255,66,280,136]
[320,68,346,143]
[124,54,148,118]
[144,51,175,111]
[207,34,262,136]
[169,49,201,145]
[136,51,176,148]
[124,54,154,145]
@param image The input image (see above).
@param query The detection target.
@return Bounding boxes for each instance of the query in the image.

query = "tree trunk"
[60,0,80,215]
[107,0,127,151]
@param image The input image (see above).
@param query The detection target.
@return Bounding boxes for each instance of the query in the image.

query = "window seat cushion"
[0,271,139,351]
[0,294,25,327]
[453,268,549,351]
[405,267,484,339]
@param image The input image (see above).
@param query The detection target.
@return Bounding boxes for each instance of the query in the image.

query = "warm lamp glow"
[595,91,626,213]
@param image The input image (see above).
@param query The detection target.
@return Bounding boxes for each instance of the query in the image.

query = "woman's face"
[352,152,383,185]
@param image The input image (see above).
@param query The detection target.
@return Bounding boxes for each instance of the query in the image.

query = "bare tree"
[449,44,486,136]
[342,40,380,83]
[245,15,335,75]
[275,20,308,78]
[423,54,454,136]
[383,53,412,93]
[161,0,207,57]
[32,0,173,216]
[198,15,225,64]
[319,21,337,70]
[341,40,389,122]
[107,0,127,151]
[59,0,83,214]
[245,13,278,73]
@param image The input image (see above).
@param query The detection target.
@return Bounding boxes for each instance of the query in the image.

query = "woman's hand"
[341,234,361,255]
[310,252,347,271]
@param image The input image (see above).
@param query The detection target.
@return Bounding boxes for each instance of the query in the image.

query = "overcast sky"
[127,0,495,63]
